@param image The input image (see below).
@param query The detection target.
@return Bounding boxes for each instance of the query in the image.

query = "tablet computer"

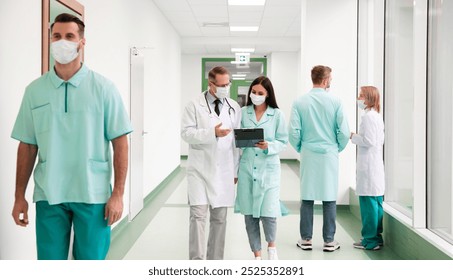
[234,128,264,148]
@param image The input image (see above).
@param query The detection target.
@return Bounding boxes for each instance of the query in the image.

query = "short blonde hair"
[360,86,381,113]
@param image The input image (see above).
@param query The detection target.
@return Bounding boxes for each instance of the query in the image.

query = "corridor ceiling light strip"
[231,48,255,53]
[232,74,247,77]
[228,0,265,5]
[230,26,259,32]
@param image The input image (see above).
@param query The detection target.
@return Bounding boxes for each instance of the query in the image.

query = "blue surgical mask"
[357,99,366,110]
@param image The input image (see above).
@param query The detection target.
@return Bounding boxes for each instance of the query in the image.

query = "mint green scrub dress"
[235,106,289,218]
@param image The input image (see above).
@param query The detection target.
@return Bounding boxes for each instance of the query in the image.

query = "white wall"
[0,0,181,259]
[267,52,300,159]
[180,54,204,156]
[180,53,301,160]
[0,0,42,260]
[300,0,358,204]
[80,0,181,213]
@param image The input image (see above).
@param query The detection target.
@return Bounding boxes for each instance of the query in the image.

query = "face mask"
[357,99,366,110]
[51,39,80,64]
[215,86,230,99]
[250,93,266,106]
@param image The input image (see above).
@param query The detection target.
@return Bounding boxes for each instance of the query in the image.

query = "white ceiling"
[152,0,301,55]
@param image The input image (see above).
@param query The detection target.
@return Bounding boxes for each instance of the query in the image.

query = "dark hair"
[51,13,85,38]
[311,65,332,85]
[208,66,230,83]
[246,76,279,109]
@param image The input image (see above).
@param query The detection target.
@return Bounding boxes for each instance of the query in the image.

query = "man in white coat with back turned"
[181,66,241,260]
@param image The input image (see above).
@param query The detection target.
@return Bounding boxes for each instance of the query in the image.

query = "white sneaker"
[297,239,313,250]
[267,247,278,260]
[255,256,262,260]
[323,240,340,252]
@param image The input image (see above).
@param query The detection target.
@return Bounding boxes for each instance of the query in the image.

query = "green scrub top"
[288,88,349,201]
[11,64,133,205]
[235,106,289,218]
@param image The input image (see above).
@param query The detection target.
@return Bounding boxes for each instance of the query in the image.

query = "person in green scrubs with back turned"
[11,13,132,260]
[289,65,349,252]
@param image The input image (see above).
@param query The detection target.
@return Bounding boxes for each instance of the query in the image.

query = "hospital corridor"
[110,159,401,260]
[1,1,453,277]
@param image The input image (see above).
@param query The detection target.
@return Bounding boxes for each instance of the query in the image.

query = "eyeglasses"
[209,81,231,88]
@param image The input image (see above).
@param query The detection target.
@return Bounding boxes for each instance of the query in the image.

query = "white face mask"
[250,93,266,106]
[357,99,366,110]
[51,39,80,64]
[215,86,230,99]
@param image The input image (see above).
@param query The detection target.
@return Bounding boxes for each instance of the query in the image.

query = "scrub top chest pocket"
[32,103,51,135]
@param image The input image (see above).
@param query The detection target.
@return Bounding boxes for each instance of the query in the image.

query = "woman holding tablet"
[234,76,288,260]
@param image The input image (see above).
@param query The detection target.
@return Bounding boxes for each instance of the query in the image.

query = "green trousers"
[36,201,110,260]
[359,196,384,249]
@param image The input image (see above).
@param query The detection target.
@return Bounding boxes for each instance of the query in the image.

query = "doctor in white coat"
[350,86,385,251]
[181,66,241,260]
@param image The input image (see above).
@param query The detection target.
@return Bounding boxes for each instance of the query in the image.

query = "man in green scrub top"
[11,13,133,260]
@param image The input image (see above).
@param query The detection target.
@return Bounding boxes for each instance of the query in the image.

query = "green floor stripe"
[107,165,185,259]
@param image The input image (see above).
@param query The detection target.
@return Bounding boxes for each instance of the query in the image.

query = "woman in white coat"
[350,86,385,251]
[181,66,241,260]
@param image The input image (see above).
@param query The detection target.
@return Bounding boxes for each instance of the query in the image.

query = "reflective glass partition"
[384,0,414,217]
[428,0,453,243]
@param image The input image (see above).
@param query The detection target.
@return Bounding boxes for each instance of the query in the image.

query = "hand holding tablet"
[234,128,264,148]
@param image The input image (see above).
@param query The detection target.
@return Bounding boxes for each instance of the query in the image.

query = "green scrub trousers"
[359,196,384,249]
[36,201,110,260]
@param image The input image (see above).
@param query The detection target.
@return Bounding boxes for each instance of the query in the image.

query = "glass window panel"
[428,0,453,243]
[384,0,414,217]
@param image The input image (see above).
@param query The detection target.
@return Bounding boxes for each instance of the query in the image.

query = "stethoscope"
[204,91,235,120]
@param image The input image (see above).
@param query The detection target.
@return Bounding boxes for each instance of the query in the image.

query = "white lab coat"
[181,92,241,208]
[351,109,385,196]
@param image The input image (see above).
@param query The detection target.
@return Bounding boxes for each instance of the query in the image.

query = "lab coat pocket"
[88,159,111,194]
[264,163,280,188]
[31,103,51,134]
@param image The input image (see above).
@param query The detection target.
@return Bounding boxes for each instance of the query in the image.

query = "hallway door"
[129,48,145,220]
